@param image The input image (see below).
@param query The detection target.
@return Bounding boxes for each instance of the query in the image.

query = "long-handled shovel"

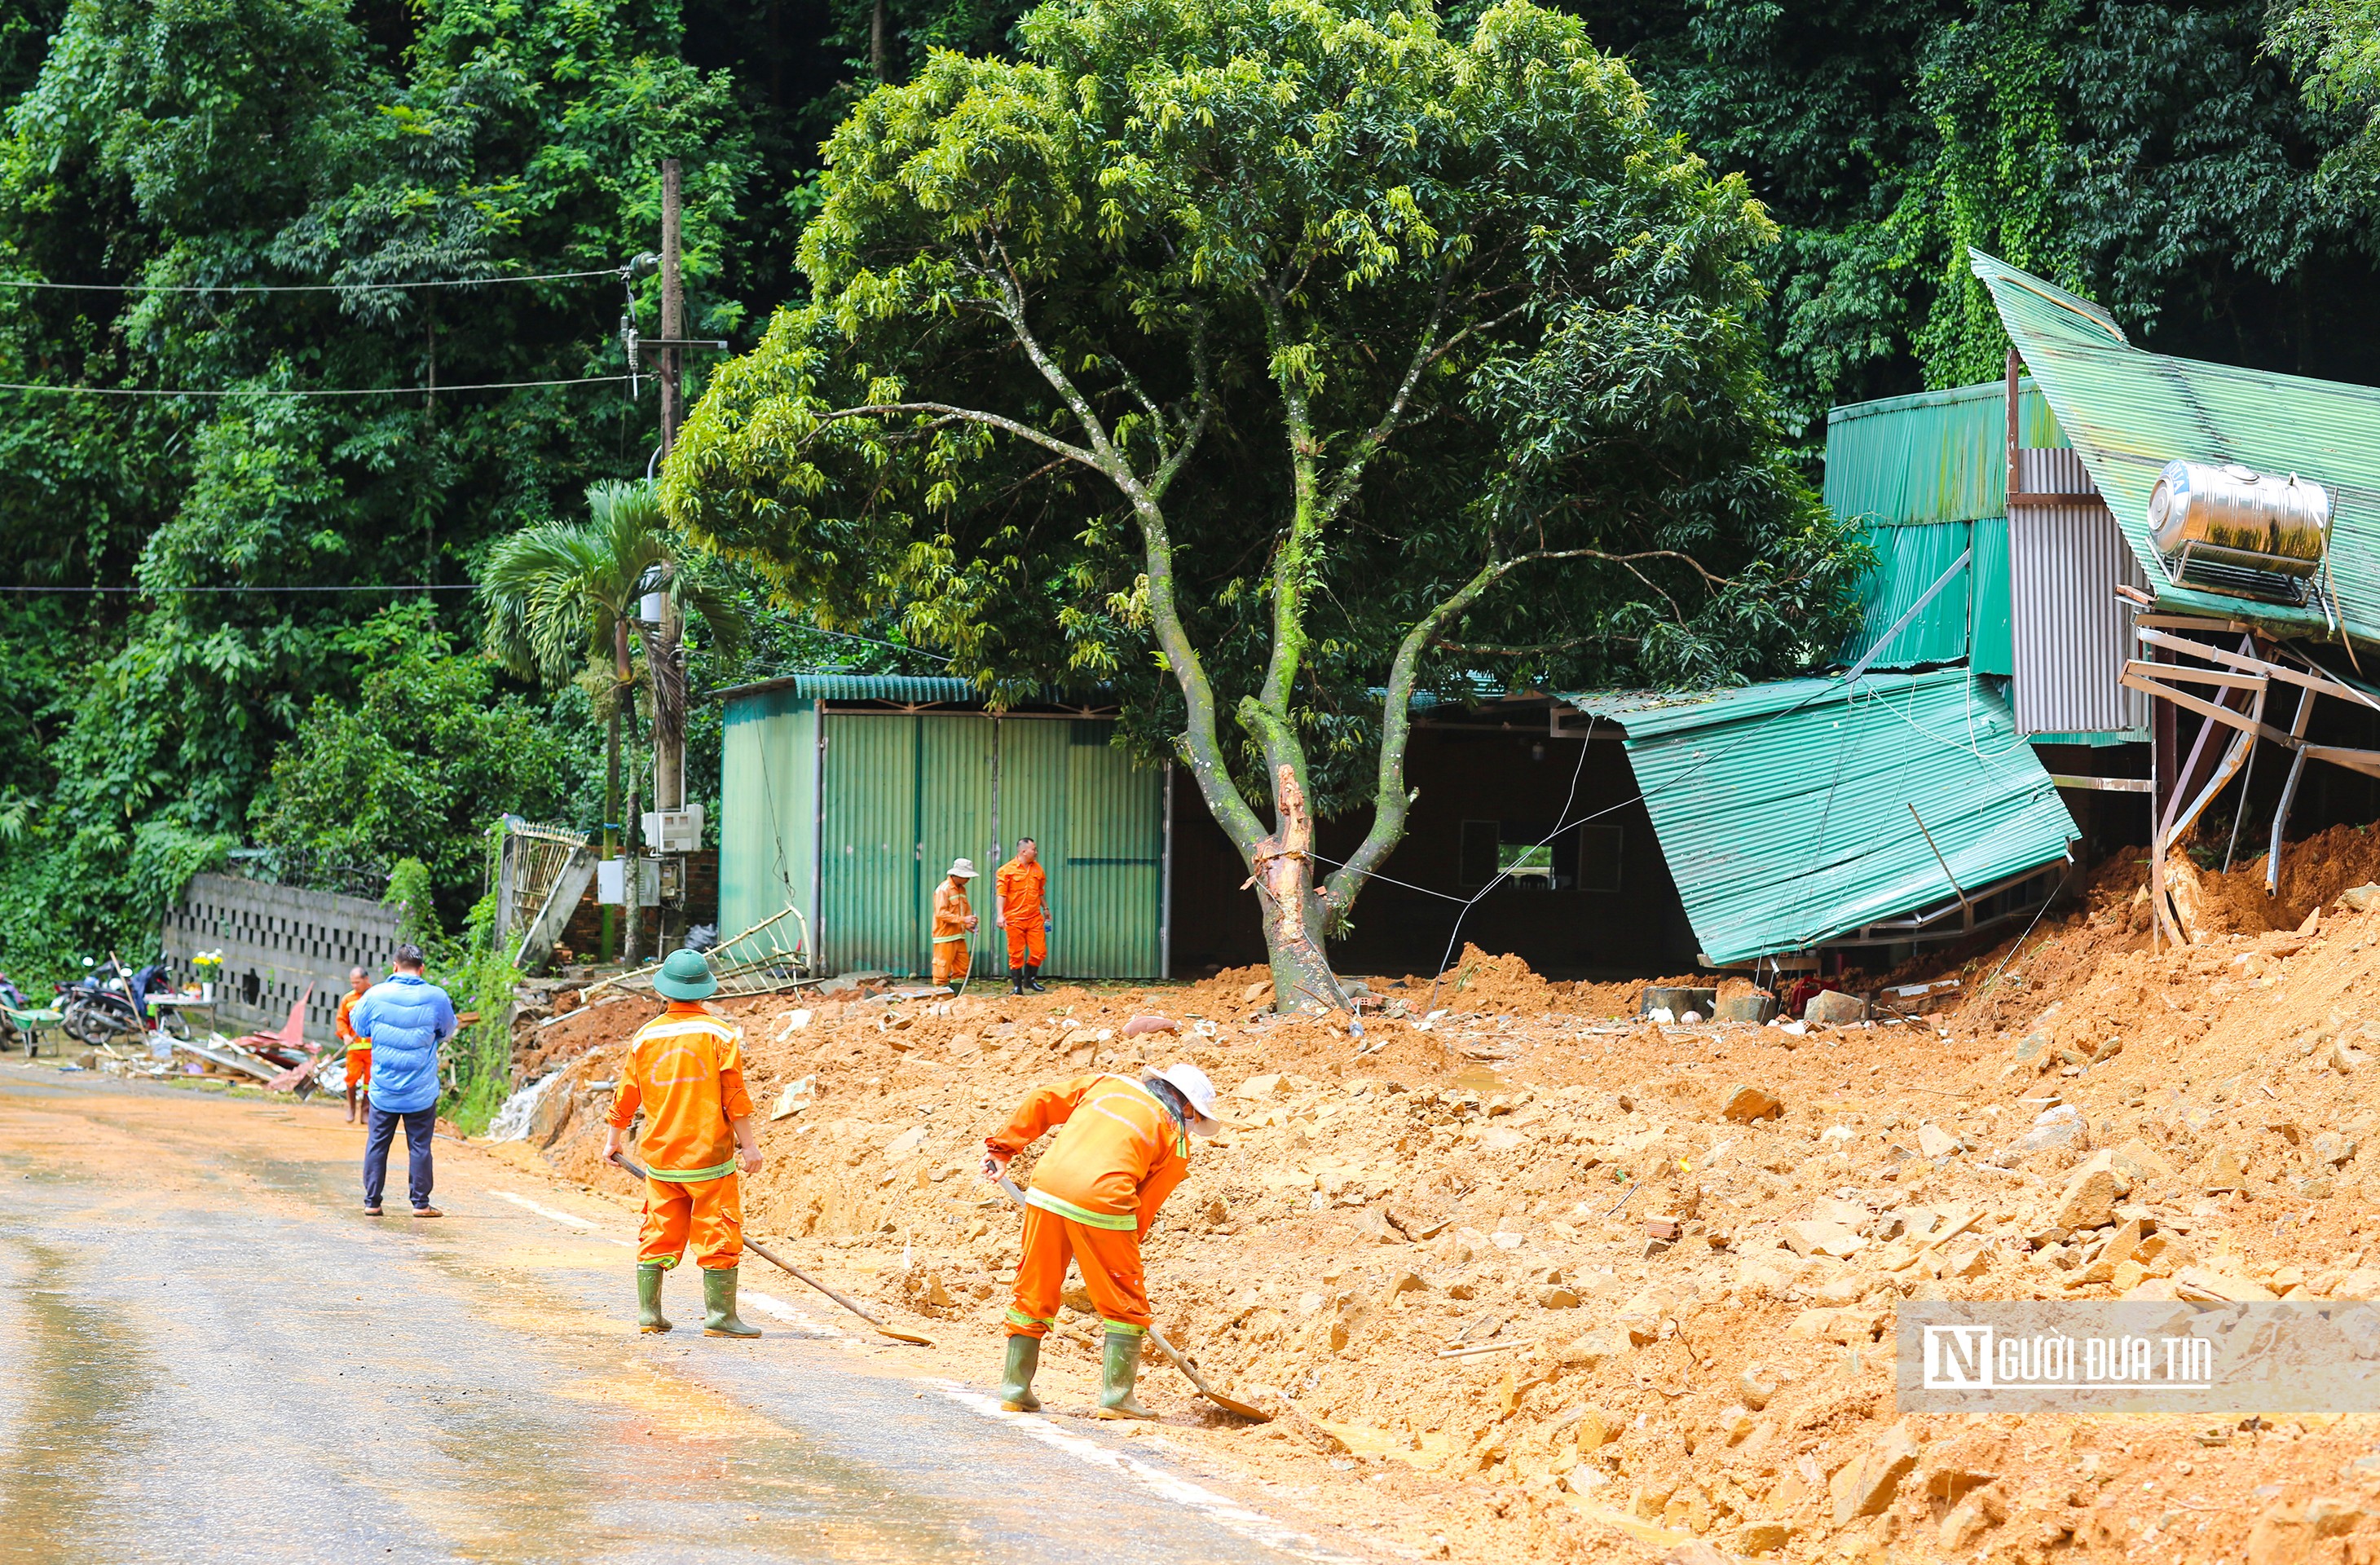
[994,1175,1271,1422]
[609,1152,936,1347]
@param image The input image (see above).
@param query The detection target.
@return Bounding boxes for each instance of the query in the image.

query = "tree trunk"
[870,0,887,78]
[1246,762,1345,1012]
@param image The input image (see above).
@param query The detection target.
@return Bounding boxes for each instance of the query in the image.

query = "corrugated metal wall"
[787,712,1163,978]
[1828,378,2069,673]
[2012,503,2152,736]
[1823,380,2065,524]
[718,689,818,950]
[820,713,927,973]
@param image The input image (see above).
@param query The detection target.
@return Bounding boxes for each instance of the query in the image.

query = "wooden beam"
[2122,659,2267,693]
[2008,492,2103,508]
[2303,745,2380,781]
[2135,614,2244,633]
[2135,625,2380,710]
[2047,774,2153,793]
[2119,673,2300,748]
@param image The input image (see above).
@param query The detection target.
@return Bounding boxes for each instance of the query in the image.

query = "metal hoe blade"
[994,1176,1271,1422]
[610,1152,934,1346]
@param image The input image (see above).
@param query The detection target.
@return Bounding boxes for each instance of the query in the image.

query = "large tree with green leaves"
[480,479,743,963]
[666,0,1864,1006]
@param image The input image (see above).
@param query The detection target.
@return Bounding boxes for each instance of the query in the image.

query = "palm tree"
[480,478,743,963]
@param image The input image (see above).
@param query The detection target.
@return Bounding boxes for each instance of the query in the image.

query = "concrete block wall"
[161,873,403,1043]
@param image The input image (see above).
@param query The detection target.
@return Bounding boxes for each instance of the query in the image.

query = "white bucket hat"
[947,857,979,879]
[1147,1062,1224,1137]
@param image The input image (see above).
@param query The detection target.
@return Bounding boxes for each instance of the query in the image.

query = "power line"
[0,267,626,295]
[0,374,632,399]
[0,584,478,594]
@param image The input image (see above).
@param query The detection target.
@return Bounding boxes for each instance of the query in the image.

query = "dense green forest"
[0,0,2373,981]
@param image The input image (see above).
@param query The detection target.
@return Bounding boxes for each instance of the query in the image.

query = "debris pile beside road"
[505,834,2380,1564]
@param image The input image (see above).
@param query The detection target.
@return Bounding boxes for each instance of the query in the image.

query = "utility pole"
[650,156,689,952]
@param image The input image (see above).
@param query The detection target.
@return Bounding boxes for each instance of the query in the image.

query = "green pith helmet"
[654,947,718,1000]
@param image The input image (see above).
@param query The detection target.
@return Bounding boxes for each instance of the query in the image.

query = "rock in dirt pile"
[502,843,2380,1565]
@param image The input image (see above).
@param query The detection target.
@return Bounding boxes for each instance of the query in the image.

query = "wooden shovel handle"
[608,1150,932,1343]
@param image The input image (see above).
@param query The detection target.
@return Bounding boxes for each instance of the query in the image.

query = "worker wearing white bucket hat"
[932,858,980,990]
[981,1060,1227,1418]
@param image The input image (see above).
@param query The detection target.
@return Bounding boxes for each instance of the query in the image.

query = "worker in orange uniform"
[981,1062,1223,1418]
[603,948,765,1339]
[336,966,371,1124]
[932,857,980,990]
[994,838,1051,994]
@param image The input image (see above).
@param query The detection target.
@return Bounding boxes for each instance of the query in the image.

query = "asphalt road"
[0,1065,1372,1565]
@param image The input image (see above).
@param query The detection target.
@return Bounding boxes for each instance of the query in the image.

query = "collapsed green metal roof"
[1565,668,2078,964]
[1972,250,2380,646]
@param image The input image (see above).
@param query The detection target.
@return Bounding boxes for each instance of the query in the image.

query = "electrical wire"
[0,374,631,398]
[0,584,477,594]
[1426,717,1597,1012]
[0,267,624,294]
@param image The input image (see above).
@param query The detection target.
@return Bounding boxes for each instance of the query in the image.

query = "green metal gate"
[818,712,1161,977]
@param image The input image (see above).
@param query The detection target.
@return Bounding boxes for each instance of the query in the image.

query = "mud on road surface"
[0,1066,1379,1565]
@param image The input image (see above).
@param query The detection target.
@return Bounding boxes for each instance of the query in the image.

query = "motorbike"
[57,954,183,1047]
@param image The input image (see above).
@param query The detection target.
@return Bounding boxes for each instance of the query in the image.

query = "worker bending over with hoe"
[932,857,979,991]
[336,966,370,1124]
[604,949,765,1339]
[994,838,1051,994]
[982,1062,1223,1418]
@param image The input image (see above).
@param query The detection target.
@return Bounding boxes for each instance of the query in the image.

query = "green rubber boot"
[995,1334,1042,1413]
[702,1265,762,1338]
[637,1263,672,1334]
[1093,1330,1157,1420]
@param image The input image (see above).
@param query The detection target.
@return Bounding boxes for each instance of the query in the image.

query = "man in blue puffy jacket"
[352,943,459,1217]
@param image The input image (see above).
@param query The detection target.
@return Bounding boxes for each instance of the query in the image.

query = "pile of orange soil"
[504,862,2380,1565]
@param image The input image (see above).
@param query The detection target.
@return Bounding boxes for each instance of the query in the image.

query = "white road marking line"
[931,1382,1365,1564]
[489,1189,600,1230]
[488,1179,1353,1557]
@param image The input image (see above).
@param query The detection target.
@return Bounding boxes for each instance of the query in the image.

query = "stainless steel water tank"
[2148,460,2331,575]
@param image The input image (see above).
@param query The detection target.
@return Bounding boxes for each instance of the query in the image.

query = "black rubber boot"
[1009,966,1026,995]
[702,1265,762,1338]
[1023,964,1045,994]
[637,1263,672,1334]
[995,1334,1042,1412]
[1093,1330,1156,1420]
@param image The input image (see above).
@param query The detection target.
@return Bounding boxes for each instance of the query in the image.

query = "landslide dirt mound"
[503,888,2380,1565]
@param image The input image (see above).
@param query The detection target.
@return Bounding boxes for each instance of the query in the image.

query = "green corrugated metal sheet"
[1823,380,2066,527]
[718,689,818,952]
[1971,250,2380,645]
[1843,521,1972,668]
[1826,381,2056,670]
[1971,516,2013,676]
[821,713,927,973]
[994,721,1164,977]
[1566,669,2078,964]
[734,708,1161,978]
[920,716,999,976]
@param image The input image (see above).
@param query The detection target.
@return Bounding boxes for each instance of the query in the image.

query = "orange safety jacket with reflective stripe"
[985,1073,1189,1238]
[994,857,1046,924]
[336,990,368,1053]
[932,880,972,945]
[605,1003,755,1182]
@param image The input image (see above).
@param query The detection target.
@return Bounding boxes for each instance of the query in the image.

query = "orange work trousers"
[344,1047,372,1088]
[1003,919,1047,969]
[638,1170,744,1271]
[932,937,971,987]
[1005,1201,1150,1338]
